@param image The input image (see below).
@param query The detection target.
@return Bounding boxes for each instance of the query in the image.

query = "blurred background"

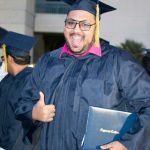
[0,0,150,64]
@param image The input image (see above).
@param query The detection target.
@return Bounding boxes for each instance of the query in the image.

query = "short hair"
[6,52,31,65]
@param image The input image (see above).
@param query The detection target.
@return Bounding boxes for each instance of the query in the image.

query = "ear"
[8,55,15,63]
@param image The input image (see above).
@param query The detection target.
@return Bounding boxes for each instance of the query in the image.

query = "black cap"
[0,31,38,56]
[64,0,116,15]
[0,27,8,41]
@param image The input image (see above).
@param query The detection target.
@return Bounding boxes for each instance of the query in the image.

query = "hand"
[32,91,55,122]
[100,141,128,150]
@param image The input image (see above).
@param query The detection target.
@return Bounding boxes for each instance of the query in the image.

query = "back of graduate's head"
[2,31,38,65]
[0,28,38,71]
[6,51,31,65]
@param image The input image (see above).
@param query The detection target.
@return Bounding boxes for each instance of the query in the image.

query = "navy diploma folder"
[82,106,137,150]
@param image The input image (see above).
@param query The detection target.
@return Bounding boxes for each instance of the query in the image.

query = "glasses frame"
[65,19,95,31]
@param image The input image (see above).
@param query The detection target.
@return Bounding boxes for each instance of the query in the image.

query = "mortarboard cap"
[0,28,38,72]
[0,31,38,57]
[0,27,8,41]
[64,0,116,15]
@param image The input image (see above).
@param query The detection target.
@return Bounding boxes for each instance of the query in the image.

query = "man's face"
[64,10,96,54]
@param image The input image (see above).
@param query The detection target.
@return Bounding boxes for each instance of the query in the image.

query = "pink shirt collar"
[59,43,102,58]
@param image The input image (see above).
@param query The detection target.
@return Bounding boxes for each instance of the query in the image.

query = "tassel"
[2,44,7,72]
[94,4,100,48]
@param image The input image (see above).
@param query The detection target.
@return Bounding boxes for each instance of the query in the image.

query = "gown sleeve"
[115,49,150,150]
[15,53,51,144]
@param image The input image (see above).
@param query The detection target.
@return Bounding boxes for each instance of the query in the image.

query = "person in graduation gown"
[0,28,38,150]
[15,0,150,150]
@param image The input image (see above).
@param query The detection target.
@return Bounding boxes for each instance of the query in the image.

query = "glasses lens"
[80,22,91,31]
[65,20,76,29]
[65,19,94,31]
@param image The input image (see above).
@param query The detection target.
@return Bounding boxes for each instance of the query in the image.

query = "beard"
[65,36,94,55]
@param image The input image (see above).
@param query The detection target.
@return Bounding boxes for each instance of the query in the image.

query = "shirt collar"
[59,43,102,58]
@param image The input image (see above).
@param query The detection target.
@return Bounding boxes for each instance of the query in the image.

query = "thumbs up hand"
[32,91,55,122]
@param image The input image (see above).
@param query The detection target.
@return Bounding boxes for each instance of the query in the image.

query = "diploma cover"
[82,106,137,150]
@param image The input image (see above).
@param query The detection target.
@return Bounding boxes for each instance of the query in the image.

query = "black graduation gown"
[0,67,36,150]
[15,41,150,150]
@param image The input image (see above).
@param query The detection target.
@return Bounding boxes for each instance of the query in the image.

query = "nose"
[73,23,81,32]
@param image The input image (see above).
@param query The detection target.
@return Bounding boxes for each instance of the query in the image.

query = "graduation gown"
[0,67,35,150]
[15,40,150,150]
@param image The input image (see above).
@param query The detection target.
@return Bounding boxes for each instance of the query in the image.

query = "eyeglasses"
[65,19,95,31]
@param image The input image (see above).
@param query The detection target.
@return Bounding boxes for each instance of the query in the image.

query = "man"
[15,0,150,150]
[0,28,38,150]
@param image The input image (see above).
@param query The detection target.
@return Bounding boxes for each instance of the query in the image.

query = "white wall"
[0,0,36,60]
[34,13,66,33]
[100,0,150,48]
[1,0,149,49]
[0,0,36,35]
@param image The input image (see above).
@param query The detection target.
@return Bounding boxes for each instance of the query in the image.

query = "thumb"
[38,91,45,106]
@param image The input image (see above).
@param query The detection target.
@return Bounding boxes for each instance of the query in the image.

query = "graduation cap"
[0,27,8,41]
[63,0,116,48]
[0,29,38,72]
[0,31,38,56]
[64,0,116,15]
